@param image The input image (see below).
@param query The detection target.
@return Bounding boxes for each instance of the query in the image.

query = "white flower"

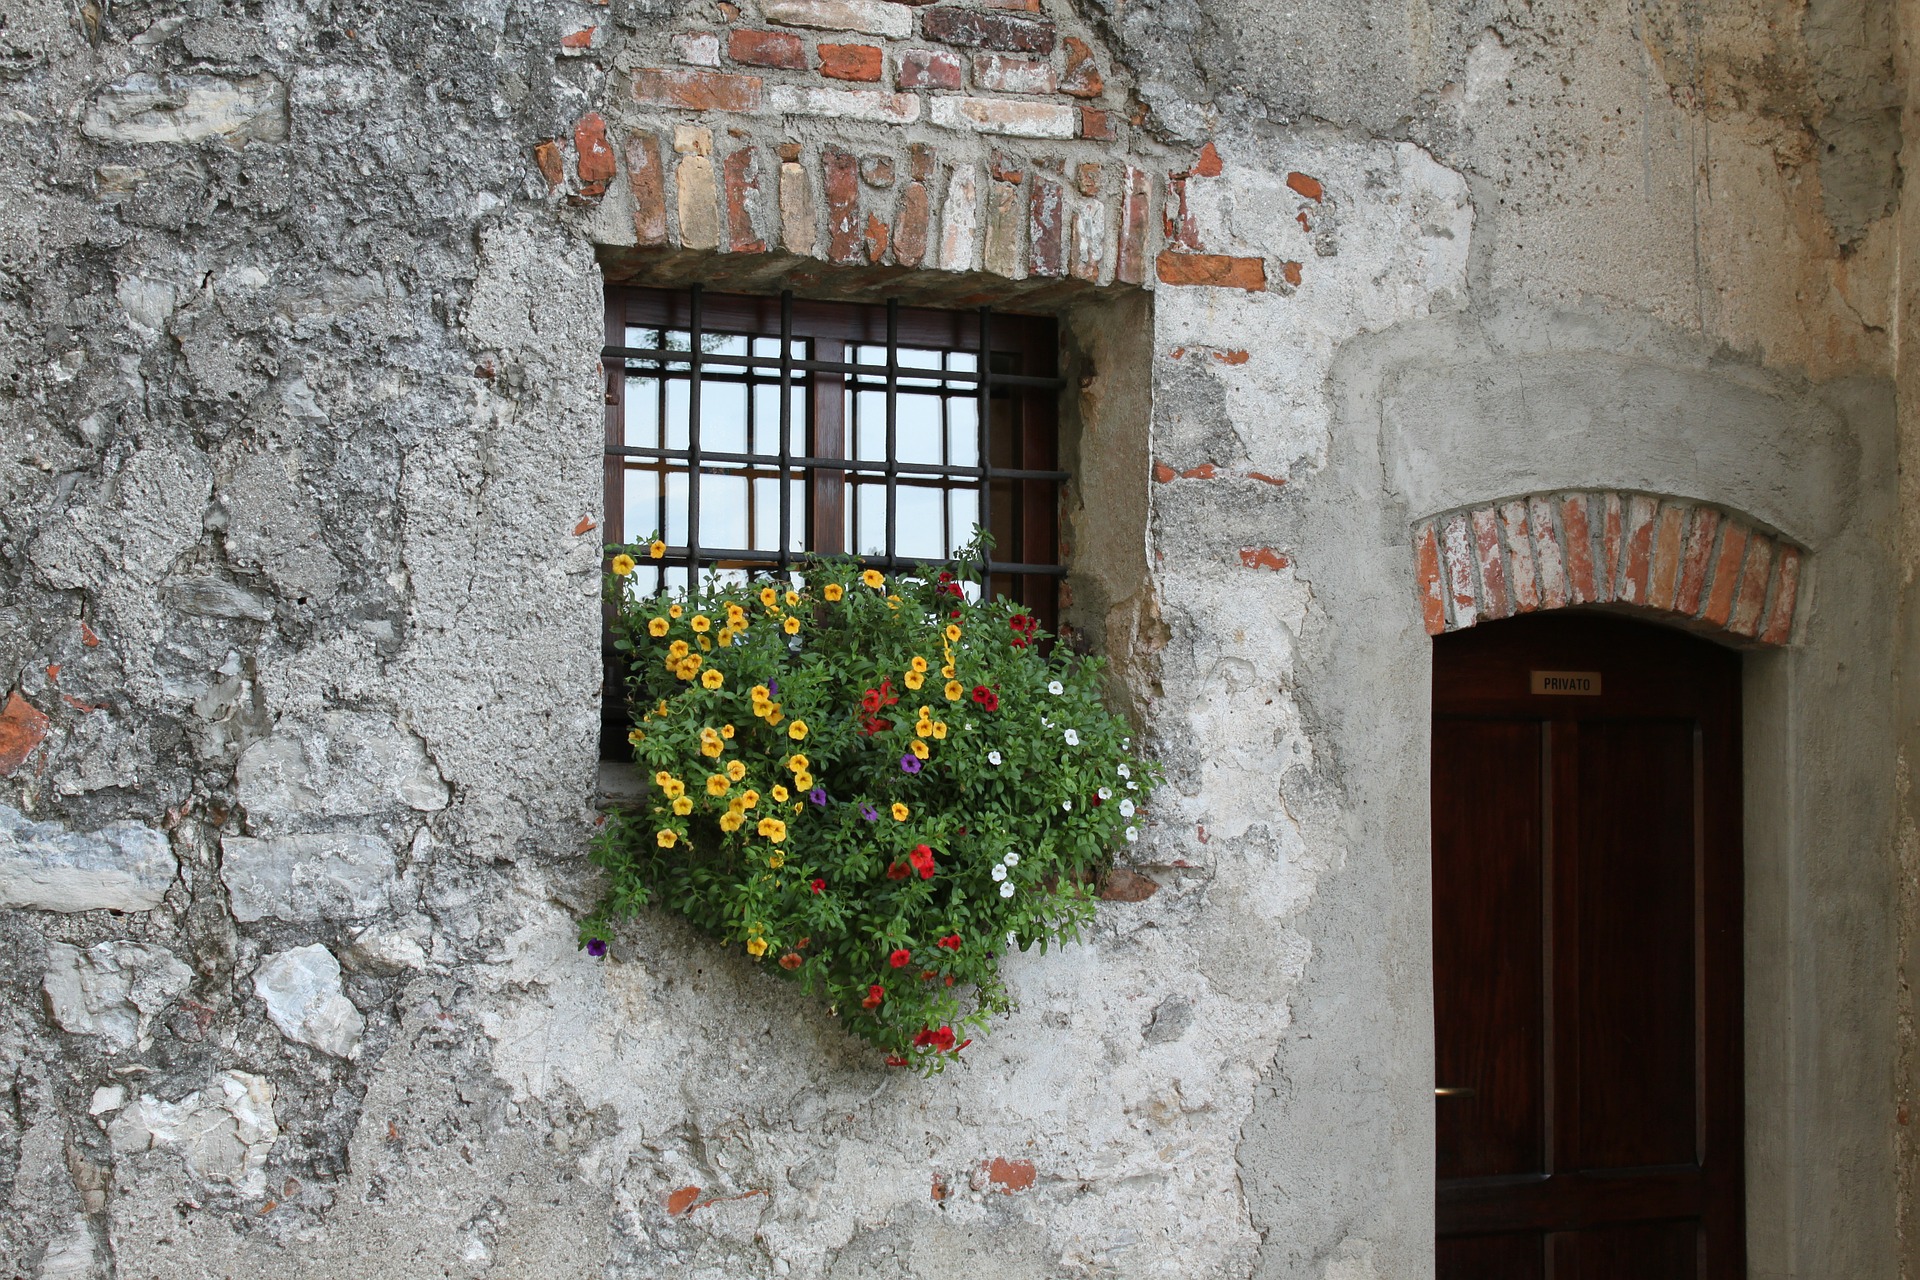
[1119,798,1135,817]
[1003,851,1019,866]
[1062,800,1073,812]
[987,749,1003,766]
[1048,680,1064,695]
[1042,716,1053,729]
[1006,931,1019,947]
[1127,781,1138,791]
[1116,763,1131,779]
[991,864,1007,881]
[999,881,1015,898]
[1064,728,1080,746]
[1097,786,1113,801]
[1125,826,1139,842]
[1121,738,1131,750]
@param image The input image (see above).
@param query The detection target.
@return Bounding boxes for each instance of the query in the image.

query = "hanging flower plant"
[582,542,1157,1073]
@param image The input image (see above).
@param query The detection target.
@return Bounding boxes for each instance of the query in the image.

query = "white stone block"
[761,85,921,125]
[235,712,448,833]
[253,944,363,1058]
[929,96,1076,138]
[0,804,177,913]
[762,0,911,39]
[43,941,193,1051]
[109,1070,278,1196]
[219,832,396,922]
[82,74,288,145]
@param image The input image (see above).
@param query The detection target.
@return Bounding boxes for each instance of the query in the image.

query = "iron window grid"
[602,284,1067,588]
[600,285,1066,757]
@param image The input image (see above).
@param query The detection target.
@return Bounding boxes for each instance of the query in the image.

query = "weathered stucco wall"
[0,0,1906,1277]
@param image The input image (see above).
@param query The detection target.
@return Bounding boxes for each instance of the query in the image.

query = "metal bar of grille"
[977,306,993,582]
[600,346,1064,391]
[686,285,703,588]
[778,290,793,575]
[884,298,898,568]
[639,545,1067,576]
[608,445,1065,482]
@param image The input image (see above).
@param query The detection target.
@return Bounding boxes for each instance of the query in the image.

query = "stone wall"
[0,0,1907,1278]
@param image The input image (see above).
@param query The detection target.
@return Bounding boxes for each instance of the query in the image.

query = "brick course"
[1413,491,1807,646]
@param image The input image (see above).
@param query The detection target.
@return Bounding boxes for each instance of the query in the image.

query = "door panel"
[1432,614,1742,1279]
[1433,718,1545,1180]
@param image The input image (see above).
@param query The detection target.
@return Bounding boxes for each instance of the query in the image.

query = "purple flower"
[809,787,827,806]
[861,804,881,822]
[900,754,922,775]
[767,678,779,697]
[586,938,608,958]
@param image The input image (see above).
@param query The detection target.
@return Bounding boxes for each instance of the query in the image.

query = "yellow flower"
[628,727,645,745]
[701,738,724,758]
[945,624,961,642]
[787,754,809,772]
[690,614,711,633]
[941,663,955,679]
[909,656,928,673]
[706,774,730,796]
[890,802,909,821]
[746,937,768,957]
[904,671,924,690]
[661,779,686,800]
[768,852,786,869]
[668,640,690,660]
[759,586,779,607]
[751,685,770,702]
[785,590,800,606]
[655,770,673,787]
[824,583,844,602]
[861,569,885,589]
[915,717,934,737]
[726,760,747,781]
[610,554,636,576]
[932,722,948,740]
[742,789,760,808]
[944,680,964,701]
[910,740,929,760]
[887,595,901,609]
[656,829,678,848]
[721,723,735,739]
[757,817,787,842]
[648,617,670,637]
[672,796,693,816]
[764,708,784,726]
[787,720,808,741]
[716,627,735,646]
[772,785,789,803]
[794,770,813,790]
[649,539,667,560]
[669,604,684,619]
[697,635,711,651]
[676,659,701,681]
[701,669,724,690]
[655,700,670,718]
[719,811,745,832]
[783,615,801,635]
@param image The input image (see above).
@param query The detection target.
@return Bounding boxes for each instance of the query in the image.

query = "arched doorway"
[1432,613,1743,1278]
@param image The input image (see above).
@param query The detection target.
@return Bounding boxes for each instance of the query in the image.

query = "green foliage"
[583,543,1158,1072]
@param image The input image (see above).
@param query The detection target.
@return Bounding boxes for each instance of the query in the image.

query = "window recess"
[601,285,1066,752]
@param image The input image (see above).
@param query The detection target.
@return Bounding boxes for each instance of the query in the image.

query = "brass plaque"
[1530,670,1601,696]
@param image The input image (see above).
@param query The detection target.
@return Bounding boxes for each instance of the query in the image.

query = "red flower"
[970,685,999,712]
[779,953,803,970]
[945,976,955,986]
[919,1025,954,1051]
[908,844,936,879]
[1011,636,1028,649]
[937,934,962,950]
[862,983,885,1009]
[1089,792,1105,807]
[889,948,911,968]
[885,1054,910,1067]
[858,678,902,736]
[810,878,826,894]
[886,861,910,880]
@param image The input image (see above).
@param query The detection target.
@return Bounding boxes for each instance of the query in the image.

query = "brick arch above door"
[1413,490,1805,646]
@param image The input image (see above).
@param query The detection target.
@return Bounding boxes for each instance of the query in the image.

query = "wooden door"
[1432,614,1744,1279]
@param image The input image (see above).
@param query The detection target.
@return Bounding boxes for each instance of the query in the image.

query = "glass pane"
[661,328,692,371]
[900,346,942,388]
[896,485,945,561]
[705,567,748,590]
[791,385,806,456]
[623,564,660,598]
[947,350,978,374]
[710,333,749,359]
[661,564,689,595]
[789,478,805,551]
[665,380,690,450]
[625,325,661,350]
[948,487,981,552]
[948,398,979,468]
[701,380,748,455]
[854,389,888,461]
[624,377,660,449]
[751,476,790,552]
[663,471,689,545]
[897,393,942,466]
[853,483,887,556]
[700,472,749,551]
[623,468,661,544]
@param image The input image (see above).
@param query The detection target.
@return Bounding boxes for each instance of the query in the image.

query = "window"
[600,285,1066,752]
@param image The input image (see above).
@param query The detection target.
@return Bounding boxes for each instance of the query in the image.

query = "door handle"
[1434,1086,1477,1098]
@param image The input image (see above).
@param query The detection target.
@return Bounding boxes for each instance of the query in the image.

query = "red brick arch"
[1413,491,1803,646]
